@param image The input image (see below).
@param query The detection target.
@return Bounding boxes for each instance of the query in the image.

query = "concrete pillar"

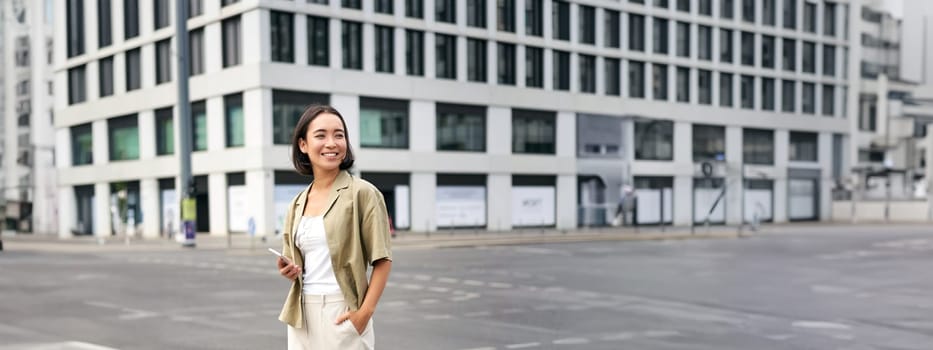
[411,172,436,232]
[246,169,275,236]
[410,100,436,152]
[363,22,375,72]
[725,126,743,225]
[557,174,577,230]
[138,110,156,159]
[207,96,224,151]
[204,22,222,75]
[819,132,833,220]
[331,94,360,151]
[774,129,789,222]
[94,182,112,237]
[488,106,511,155]
[92,120,108,165]
[927,129,933,220]
[674,176,693,225]
[140,178,159,238]
[244,88,270,147]
[557,111,576,158]
[295,14,308,66]
[58,187,74,238]
[329,17,341,69]
[487,174,511,231]
[243,8,266,65]
[208,172,228,236]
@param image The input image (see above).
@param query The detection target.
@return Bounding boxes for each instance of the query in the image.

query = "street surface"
[1,224,932,349]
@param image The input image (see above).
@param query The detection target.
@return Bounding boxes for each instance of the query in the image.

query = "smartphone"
[268,248,292,264]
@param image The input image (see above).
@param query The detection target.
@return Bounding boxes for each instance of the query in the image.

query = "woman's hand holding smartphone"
[270,248,301,281]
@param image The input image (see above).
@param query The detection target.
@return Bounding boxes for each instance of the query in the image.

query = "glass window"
[789,132,818,162]
[221,0,239,6]
[782,38,795,71]
[360,97,409,149]
[804,2,817,32]
[498,42,516,85]
[125,48,141,91]
[467,0,486,28]
[579,5,595,45]
[155,39,172,84]
[308,16,329,66]
[436,34,457,79]
[153,0,170,29]
[721,0,734,19]
[605,58,620,96]
[605,10,620,48]
[741,75,754,109]
[525,0,543,36]
[343,0,362,9]
[69,65,87,105]
[859,94,878,131]
[155,107,173,155]
[629,61,645,98]
[676,0,689,12]
[803,41,815,73]
[783,0,796,29]
[407,0,424,18]
[512,109,556,154]
[222,16,241,67]
[824,2,837,36]
[109,114,139,161]
[467,38,487,82]
[406,30,424,76]
[343,21,363,70]
[742,0,754,22]
[308,0,327,5]
[498,0,515,32]
[761,35,775,68]
[699,0,712,15]
[822,85,835,116]
[375,0,393,13]
[553,50,570,91]
[763,0,775,25]
[437,103,486,151]
[741,31,754,66]
[762,78,775,110]
[698,25,712,60]
[67,0,86,58]
[720,29,733,63]
[271,11,294,63]
[782,80,795,112]
[191,101,207,151]
[98,0,112,48]
[630,14,645,51]
[823,45,835,76]
[525,46,544,88]
[698,69,712,104]
[579,54,596,93]
[375,25,394,73]
[743,128,773,164]
[99,56,114,97]
[71,123,93,166]
[123,0,139,39]
[676,22,690,57]
[720,73,733,107]
[437,0,457,23]
[653,64,668,100]
[653,18,669,54]
[635,119,673,160]
[272,90,329,145]
[190,28,204,75]
[802,82,815,114]
[553,1,570,40]
[225,93,244,147]
[676,67,690,102]
[650,0,664,6]
[693,124,725,161]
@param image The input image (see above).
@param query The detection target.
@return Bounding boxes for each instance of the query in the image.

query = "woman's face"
[299,113,347,173]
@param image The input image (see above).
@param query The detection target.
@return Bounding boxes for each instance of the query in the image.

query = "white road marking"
[791,321,852,330]
[601,332,636,341]
[424,314,454,320]
[505,342,540,349]
[438,277,459,284]
[489,282,512,288]
[428,287,451,293]
[463,280,485,286]
[413,274,433,281]
[419,299,439,304]
[464,311,492,317]
[460,347,496,350]
[552,338,590,345]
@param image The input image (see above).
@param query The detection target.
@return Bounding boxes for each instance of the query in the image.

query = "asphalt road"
[1,225,932,350]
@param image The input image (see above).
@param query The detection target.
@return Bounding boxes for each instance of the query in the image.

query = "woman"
[277,105,392,350]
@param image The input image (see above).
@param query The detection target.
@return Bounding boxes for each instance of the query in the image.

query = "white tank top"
[295,216,342,295]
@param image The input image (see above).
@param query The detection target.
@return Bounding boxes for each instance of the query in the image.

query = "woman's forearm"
[360,259,392,315]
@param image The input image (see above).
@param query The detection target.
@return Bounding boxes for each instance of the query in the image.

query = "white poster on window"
[227,185,248,232]
[694,188,726,223]
[274,185,308,234]
[511,186,555,227]
[788,179,816,219]
[744,189,773,223]
[436,186,486,227]
[394,185,410,229]
[161,189,177,237]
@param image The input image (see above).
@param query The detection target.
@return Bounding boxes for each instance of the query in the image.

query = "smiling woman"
[277,105,393,350]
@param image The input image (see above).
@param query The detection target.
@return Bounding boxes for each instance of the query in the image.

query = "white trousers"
[287,293,375,350]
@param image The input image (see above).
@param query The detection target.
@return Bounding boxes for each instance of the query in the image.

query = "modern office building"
[2,0,56,235]
[55,0,857,238]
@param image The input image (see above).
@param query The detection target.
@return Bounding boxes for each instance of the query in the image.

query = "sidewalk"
[0,224,748,253]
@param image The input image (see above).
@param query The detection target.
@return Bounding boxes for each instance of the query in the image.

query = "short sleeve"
[358,183,393,265]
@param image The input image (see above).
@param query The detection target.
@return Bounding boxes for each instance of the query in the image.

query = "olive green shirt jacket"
[278,171,393,328]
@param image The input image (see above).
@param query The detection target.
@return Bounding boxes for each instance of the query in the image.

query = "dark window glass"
[605,10,620,48]
[407,0,424,18]
[699,0,712,15]
[579,5,595,44]
[823,45,835,76]
[525,46,544,88]
[762,78,775,110]
[222,16,241,67]
[761,35,775,68]
[676,67,690,102]
[741,75,754,109]
[67,0,86,57]
[629,61,645,98]
[629,14,645,51]
[742,0,755,22]
[437,0,457,23]
[68,65,87,105]
[189,0,203,17]
[342,21,363,69]
[191,101,207,151]
[653,18,668,54]
[553,1,570,40]
[498,0,515,32]
[109,114,139,161]
[308,16,330,66]
[720,29,733,63]
[579,54,596,93]
[468,0,486,28]
[467,38,487,82]
[803,41,816,73]
[698,69,712,104]
[693,124,725,161]
[676,0,689,12]
[741,31,754,66]
[653,64,668,100]
[498,42,516,85]
[98,0,112,48]
[804,2,816,32]
[698,25,712,60]
[189,29,205,75]
[763,0,775,25]
[783,0,796,29]
[343,0,362,9]
[789,132,818,162]
[124,0,139,39]
[99,57,114,97]
[822,85,835,116]
[437,103,486,152]
[782,80,795,112]
[782,38,796,71]
[221,0,240,6]
[225,93,244,147]
[512,109,556,154]
[802,82,815,114]
[273,90,329,145]
[125,48,141,91]
[635,119,673,160]
[154,0,170,29]
[406,30,424,76]
[720,72,733,107]
[71,123,94,165]
[824,2,837,36]
[721,0,734,19]
[375,0,394,14]
[436,34,457,79]
[553,50,570,90]
[743,128,774,164]
[375,25,394,73]
[360,97,409,149]
[605,58,620,96]
[271,11,295,63]
[155,107,174,155]
[676,22,690,57]
[525,0,543,36]
[155,39,172,84]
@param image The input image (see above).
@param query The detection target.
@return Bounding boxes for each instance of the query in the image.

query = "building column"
[487,174,511,231]
[244,88,270,147]
[94,182,112,238]
[294,14,308,66]
[57,187,74,239]
[774,129,790,223]
[204,21,223,75]
[674,121,693,225]
[243,8,267,65]
[207,96,225,151]
[557,174,577,229]
[138,110,156,159]
[208,173,228,236]
[410,172,436,232]
[331,94,361,152]
[819,132,833,220]
[725,126,743,225]
[410,100,436,152]
[488,107,511,155]
[673,176,693,225]
[140,178,159,238]
[927,129,933,220]
[246,169,275,237]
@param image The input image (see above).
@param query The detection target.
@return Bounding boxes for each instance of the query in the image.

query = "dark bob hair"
[291,104,355,176]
